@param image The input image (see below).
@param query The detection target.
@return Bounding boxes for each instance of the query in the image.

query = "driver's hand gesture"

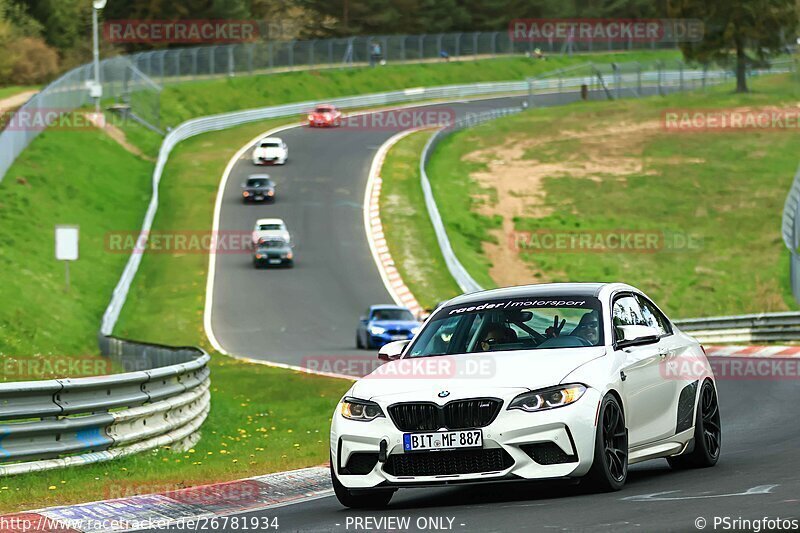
[545,315,566,338]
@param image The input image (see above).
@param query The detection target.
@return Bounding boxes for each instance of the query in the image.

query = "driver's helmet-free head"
[479,323,517,351]
[572,310,600,344]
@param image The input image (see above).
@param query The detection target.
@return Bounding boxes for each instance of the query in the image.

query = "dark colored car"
[242,175,275,203]
[253,237,294,268]
[356,305,421,349]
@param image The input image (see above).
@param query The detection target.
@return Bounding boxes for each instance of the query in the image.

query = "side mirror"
[359,316,368,323]
[378,340,409,361]
[615,325,660,349]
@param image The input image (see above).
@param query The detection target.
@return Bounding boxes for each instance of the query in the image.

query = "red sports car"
[308,104,342,128]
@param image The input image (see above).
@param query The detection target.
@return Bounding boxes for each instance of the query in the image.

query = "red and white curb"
[704,345,800,358]
[363,129,427,318]
[0,467,330,532]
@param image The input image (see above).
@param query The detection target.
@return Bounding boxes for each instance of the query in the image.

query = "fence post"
[491,32,498,57]
[209,45,216,76]
[328,39,334,67]
[419,35,425,59]
[309,39,315,67]
[228,45,235,77]
[454,33,461,58]
[288,40,295,70]
[473,33,478,59]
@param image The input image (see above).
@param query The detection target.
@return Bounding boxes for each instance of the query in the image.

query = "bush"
[6,37,59,85]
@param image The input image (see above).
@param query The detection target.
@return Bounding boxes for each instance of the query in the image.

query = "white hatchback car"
[252,137,288,166]
[330,283,721,508]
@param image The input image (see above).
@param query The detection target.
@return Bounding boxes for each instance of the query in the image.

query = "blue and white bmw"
[331,283,721,508]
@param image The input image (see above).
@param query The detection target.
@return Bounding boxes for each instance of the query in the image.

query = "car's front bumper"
[253,257,293,267]
[368,332,414,347]
[330,388,601,489]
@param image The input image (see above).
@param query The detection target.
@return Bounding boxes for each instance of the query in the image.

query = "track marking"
[622,484,779,502]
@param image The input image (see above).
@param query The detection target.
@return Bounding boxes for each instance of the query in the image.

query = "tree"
[669,0,797,92]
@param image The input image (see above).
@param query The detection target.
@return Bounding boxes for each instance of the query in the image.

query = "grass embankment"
[0,86,38,102]
[379,131,461,309]
[421,74,800,317]
[159,51,679,126]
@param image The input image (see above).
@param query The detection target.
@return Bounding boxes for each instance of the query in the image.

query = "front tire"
[585,393,628,492]
[330,459,393,509]
[668,380,721,469]
[356,332,365,349]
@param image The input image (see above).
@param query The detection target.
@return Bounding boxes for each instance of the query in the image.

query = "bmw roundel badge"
[438,390,450,398]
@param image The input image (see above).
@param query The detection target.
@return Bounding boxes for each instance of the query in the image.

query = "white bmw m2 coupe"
[330,283,721,508]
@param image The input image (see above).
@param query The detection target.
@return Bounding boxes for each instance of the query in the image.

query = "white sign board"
[55,225,79,261]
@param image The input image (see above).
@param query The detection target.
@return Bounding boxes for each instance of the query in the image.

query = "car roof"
[247,174,272,180]
[315,104,336,109]
[443,283,631,307]
[255,218,285,225]
[259,137,282,143]
[370,304,411,311]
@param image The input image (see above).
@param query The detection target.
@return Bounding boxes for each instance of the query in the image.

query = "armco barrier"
[0,337,210,476]
[673,312,800,344]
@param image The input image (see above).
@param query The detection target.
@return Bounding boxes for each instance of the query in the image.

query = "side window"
[611,295,646,340]
[636,295,672,336]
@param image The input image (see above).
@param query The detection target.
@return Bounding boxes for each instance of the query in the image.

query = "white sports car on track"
[330,283,721,508]
[252,137,288,165]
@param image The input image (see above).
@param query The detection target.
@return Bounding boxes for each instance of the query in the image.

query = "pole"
[92,6,101,114]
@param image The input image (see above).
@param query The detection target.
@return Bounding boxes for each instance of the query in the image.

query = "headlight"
[411,326,421,335]
[341,397,384,421]
[308,114,314,120]
[286,252,293,260]
[508,384,587,412]
[369,325,386,335]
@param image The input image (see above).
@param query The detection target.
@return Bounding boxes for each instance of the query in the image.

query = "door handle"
[658,349,669,360]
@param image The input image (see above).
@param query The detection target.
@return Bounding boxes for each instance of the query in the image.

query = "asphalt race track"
[208,96,527,368]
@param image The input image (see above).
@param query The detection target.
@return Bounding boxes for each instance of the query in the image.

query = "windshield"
[408,296,603,357]
[315,106,333,114]
[372,308,415,322]
[257,224,282,231]
[246,178,271,187]
[260,142,280,148]
[257,239,286,249]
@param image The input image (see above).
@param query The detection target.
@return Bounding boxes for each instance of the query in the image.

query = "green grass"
[159,51,679,126]
[0,128,152,367]
[0,86,38,101]
[423,74,800,317]
[379,130,462,309]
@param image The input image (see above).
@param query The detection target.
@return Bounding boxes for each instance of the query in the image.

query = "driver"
[571,311,600,345]
[478,323,517,351]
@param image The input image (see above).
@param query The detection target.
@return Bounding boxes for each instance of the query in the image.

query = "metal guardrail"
[0,337,210,476]
[674,312,800,343]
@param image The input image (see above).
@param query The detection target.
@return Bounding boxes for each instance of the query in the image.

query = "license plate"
[268,259,281,264]
[391,334,408,341]
[255,196,264,200]
[403,430,482,452]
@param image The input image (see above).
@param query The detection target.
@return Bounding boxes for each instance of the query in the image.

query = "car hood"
[370,320,420,329]
[352,346,606,402]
